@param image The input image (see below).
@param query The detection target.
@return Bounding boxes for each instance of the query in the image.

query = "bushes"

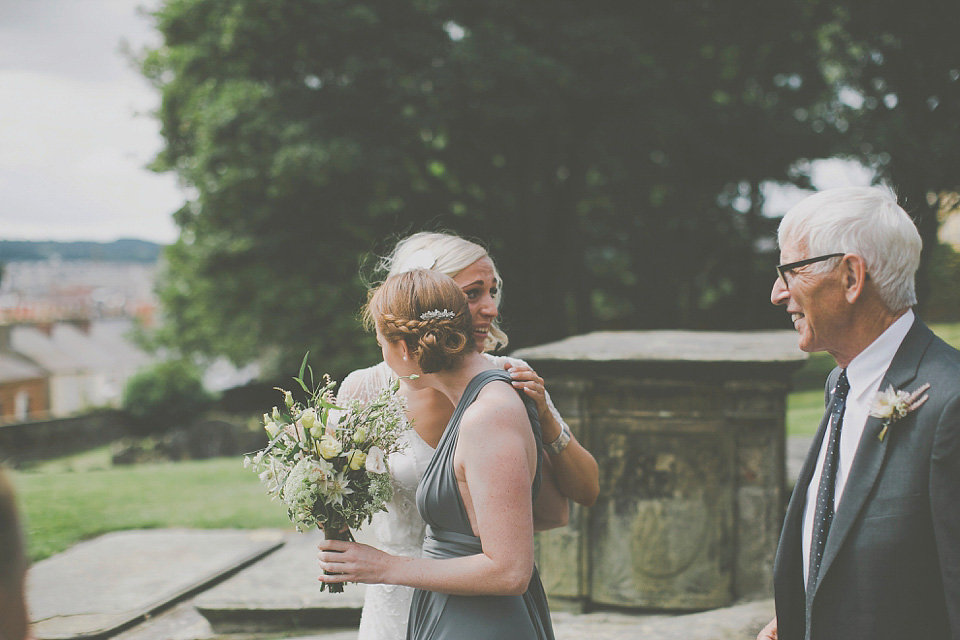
[122,360,214,436]
[925,242,960,323]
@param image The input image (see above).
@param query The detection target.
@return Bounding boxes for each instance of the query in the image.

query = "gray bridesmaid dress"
[407,369,555,640]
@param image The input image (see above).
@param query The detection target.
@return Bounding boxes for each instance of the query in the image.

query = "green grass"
[785,321,960,436]
[787,389,827,437]
[930,321,960,348]
[10,454,292,562]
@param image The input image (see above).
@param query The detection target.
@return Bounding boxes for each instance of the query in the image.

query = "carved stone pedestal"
[515,330,805,611]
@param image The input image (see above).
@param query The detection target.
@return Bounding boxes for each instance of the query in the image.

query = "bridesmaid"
[320,269,555,639]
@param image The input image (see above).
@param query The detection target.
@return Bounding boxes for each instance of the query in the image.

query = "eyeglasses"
[776,253,844,288]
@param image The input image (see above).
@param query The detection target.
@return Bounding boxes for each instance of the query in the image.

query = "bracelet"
[546,423,572,456]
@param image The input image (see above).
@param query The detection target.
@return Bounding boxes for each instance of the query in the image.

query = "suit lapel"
[811,319,934,595]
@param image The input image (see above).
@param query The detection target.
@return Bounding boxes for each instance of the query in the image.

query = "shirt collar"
[846,309,915,402]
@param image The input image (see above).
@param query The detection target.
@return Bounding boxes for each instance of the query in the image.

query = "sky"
[0,0,183,244]
[0,1,876,247]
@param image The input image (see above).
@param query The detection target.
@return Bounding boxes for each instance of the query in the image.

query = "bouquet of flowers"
[244,354,410,592]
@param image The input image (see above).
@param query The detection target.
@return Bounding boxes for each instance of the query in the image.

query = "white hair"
[778,186,922,312]
[380,232,508,351]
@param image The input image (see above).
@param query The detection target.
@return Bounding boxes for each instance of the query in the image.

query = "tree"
[141,0,842,375]
[122,359,213,435]
[141,0,454,377]
[820,0,960,308]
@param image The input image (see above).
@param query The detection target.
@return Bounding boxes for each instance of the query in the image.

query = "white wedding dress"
[338,356,569,640]
[337,361,434,640]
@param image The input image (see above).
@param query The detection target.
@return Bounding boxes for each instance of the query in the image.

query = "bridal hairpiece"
[396,248,436,273]
[420,309,456,321]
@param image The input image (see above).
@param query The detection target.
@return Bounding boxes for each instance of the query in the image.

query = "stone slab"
[193,530,367,633]
[551,599,775,640]
[512,330,806,363]
[27,529,285,640]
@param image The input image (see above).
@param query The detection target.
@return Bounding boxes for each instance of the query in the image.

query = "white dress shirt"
[801,309,915,587]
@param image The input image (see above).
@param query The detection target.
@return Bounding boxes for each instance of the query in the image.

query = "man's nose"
[771,277,790,306]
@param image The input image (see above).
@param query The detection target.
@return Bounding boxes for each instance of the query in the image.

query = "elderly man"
[0,468,30,640]
[758,186,960,640]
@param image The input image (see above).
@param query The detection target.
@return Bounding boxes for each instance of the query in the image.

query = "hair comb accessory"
[396,248,436,273]
[420,309,456,321]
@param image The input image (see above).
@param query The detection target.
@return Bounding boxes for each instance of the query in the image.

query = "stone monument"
[515,330,805,611]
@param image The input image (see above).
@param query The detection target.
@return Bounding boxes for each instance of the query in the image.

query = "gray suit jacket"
[773,318,960,640]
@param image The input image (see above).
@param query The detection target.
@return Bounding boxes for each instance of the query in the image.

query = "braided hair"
[366,269,475,373]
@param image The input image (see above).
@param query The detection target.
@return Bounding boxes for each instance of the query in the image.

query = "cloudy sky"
[0,0,183,244]
[0,1,875,246]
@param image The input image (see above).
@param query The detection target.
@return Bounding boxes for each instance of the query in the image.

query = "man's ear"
[841,254,869,303]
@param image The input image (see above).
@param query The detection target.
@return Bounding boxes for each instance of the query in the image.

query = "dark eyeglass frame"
[776,253,844,288]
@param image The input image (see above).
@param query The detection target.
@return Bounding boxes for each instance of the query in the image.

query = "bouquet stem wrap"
[320,525,356,593]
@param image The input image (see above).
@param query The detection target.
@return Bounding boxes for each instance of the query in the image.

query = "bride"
[335,232,598,639]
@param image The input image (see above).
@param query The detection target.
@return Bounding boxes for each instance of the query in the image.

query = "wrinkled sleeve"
[931,393,960,636]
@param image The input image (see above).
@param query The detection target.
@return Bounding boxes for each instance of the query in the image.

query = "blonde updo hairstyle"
[381,232,509,352]
[366,269,476,374]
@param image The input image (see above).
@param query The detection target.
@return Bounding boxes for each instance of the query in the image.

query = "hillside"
[0,239,163,263]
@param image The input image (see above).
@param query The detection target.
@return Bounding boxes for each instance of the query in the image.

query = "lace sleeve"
[336,361,396,405]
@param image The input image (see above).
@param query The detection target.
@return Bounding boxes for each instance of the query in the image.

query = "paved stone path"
[194,532,366,633]
[28,527,777,640]
[28,529,284,640]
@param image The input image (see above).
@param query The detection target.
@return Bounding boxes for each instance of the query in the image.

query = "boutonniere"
[869,382,931,442]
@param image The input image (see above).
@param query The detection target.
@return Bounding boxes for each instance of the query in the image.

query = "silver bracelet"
[546,423,572,456]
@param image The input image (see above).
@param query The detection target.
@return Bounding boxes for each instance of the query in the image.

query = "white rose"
[264,421,281,438]
[318,434,343,459]
[300,408,317,429]
[365,446,386,474]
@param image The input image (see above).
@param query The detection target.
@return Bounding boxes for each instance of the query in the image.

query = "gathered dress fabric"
[407,369,555,640]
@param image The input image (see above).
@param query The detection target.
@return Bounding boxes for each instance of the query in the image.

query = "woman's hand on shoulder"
[502,359,549,418]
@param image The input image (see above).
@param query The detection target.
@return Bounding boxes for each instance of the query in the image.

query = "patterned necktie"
[807,369,849,596]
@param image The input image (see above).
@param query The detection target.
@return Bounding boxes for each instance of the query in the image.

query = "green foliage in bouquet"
[244,354,410,592]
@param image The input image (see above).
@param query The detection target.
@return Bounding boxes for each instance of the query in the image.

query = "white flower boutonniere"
[869,382,931,442]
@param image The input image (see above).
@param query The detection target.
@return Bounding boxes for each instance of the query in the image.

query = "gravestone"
[516,330,805,611]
